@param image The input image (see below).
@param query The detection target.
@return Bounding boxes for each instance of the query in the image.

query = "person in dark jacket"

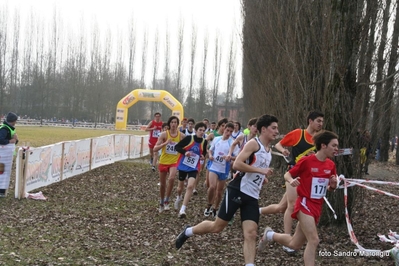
[0,112,19,197]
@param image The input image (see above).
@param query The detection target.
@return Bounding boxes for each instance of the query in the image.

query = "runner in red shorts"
[258,130,338,266]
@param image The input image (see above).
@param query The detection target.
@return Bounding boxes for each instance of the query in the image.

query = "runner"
[145,112,163,172]
[175,114,278,266]
[204,118,228,189]
[204,122,235,217]
[183,118,195,135]
[259,110,324,254]
[232,121,244,140]
[154,116,186,213]
[179,118,188,133]
[174,122,208,218]
[258,130,338,266]
[203,118,212,136]
[226,117,258,181]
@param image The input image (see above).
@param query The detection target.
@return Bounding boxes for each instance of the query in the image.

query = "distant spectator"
[0,112,19,197]
[360,130,371,175]
[376,137,381,161]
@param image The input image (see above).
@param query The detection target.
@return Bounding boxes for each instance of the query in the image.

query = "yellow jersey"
[159,130,181,165]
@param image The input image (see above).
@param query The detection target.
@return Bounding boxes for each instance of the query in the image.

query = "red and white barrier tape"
[338,174,399,258]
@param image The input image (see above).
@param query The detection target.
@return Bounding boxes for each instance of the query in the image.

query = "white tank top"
[229,137,271,199]
[208,136,233,173]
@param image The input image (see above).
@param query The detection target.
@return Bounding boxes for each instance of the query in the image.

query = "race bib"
[310,177,329,199]
[182,154,200,169]
[152,130,160,138]
[165,142,177,155]
[213,155,226,166]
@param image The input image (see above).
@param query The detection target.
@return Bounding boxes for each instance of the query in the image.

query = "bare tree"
[224,35,236,121]
[211,34,222,122]
[197,31,209,120]
[0,6,9,114]
[162,23,172,117]
[174,16,185,103]
[151,28,160,115]
[380,1,399,162]
[186,22,197,118]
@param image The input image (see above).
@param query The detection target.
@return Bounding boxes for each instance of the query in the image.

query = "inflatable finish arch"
[115,89,184,130]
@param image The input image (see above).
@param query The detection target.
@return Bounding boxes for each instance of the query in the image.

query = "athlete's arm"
[233,139,272,176]
[145,121,154,131]
[284,171,300,187]
[175,136,191,154]
[275,142,290,156]
[227,135,243,158]
[153,131,168,152]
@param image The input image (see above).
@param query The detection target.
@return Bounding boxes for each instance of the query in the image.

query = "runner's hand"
[289,177,300,187]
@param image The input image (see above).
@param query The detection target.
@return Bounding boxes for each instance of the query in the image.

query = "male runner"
[174,122,208,218]
[258,130,338,266]
[259,110,324,253]
[154,116,185,212]
[176,114,278,266]
[204,122,235,217]
[145,112,163,172]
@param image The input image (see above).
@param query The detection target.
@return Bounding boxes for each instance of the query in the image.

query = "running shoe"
[204,206,213,217]
[193,189,198,195]
[159,204,164,213]
[282,246,296,254]
[151,166,156,172]
[164,202,170,211]
[258,226,274,251]
[176,225,191,249]
[212,208,218,218]
[174,198,181,210]
[178,211,186,219]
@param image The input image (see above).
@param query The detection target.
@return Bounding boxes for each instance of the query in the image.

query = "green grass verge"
[17,126,147,147]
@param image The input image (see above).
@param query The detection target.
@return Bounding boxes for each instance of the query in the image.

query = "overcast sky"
[1,0,243,96]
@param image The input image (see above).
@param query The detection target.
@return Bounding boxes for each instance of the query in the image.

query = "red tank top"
[149,120,163,142]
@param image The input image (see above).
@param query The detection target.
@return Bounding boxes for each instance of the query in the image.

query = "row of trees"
[0,7,241,124]
[242,0,399,224]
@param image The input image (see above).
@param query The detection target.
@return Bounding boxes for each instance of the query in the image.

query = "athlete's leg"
[214,179,227,210]
[207,171,218,206]
[283,184,297,234]
[159,170,168,205]
[166,166,178,200]
[242,220,258,265]
[260,193,287,215]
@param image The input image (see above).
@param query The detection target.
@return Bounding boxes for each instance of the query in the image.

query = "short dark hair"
[154,112,161,117]
[313,130,338,151]
[203,118,209,123]
[167,116,179,128]
[234,121,241,130]
[162,122,168,129]
[248,117,257,127]
[307,110,324,125]
[225,122,234,130]
[217,118,229,128]
[211,121,216,125]
[195,122,207,131]
[187,118,195,124]
[256,114,278,132]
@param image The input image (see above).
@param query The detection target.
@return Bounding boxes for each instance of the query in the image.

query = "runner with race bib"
[174,122,208,218]
[258,130,339,266]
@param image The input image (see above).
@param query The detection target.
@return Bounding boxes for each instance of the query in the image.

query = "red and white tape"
[338,174,399,258]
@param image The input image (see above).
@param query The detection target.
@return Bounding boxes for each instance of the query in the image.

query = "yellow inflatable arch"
[115,89,184,130]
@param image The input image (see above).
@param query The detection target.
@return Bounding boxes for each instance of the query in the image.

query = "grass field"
[17,126,147,147]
